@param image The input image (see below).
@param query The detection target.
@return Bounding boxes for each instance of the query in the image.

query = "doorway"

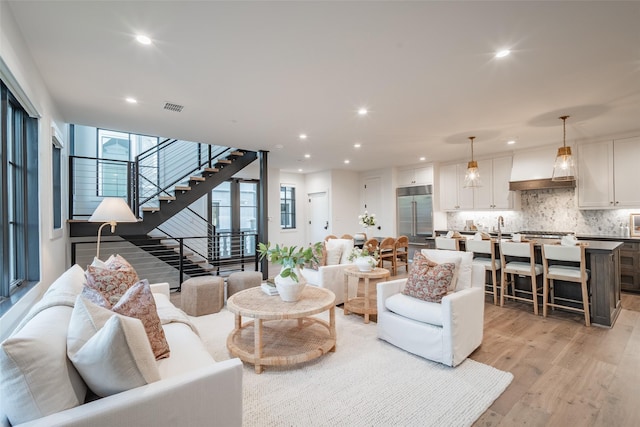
[308,191,329,245]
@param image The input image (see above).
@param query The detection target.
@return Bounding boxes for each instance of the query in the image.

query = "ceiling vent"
[163,102,184,113]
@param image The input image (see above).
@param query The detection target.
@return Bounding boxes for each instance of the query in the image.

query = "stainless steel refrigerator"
[397,185,433,258]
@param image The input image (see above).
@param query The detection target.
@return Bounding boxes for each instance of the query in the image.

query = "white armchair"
[376,249,485,367]
[302,238,355,305]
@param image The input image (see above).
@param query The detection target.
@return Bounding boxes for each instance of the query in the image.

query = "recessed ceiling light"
[354,143,361,148]
[299,133,308,140]
[275,144,284,149]
[136,35,152,45]
[357,108,368,116]
[507,139,516,145]
[495,49,510,58]
[344,160,350,164]
[304,154,311,158]
[125,97,137,104]
[298,168,303,172]
[419,157,426,161]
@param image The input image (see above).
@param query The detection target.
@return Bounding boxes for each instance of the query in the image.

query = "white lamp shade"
[89,198,138,223]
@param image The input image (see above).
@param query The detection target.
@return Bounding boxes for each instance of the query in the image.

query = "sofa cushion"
[85,255,139,306]
[421,249,473,290]
[157,322,215,379]
[0,305,87,425]
[67,296,161,397]
[385,293,444,326]
[402,253,455,303]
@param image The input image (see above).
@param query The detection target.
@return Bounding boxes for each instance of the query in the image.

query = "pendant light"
[463,136,481,188]
[551,115,576,181]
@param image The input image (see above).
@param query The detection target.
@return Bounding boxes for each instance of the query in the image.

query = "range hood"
[509,145,576,191]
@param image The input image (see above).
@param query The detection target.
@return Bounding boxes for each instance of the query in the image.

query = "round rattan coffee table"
[226,285,336,374]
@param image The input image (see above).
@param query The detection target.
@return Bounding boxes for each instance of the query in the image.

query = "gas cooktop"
[517,231,573,239]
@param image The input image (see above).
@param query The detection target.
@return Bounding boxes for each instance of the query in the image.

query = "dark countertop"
[433,230,640,243]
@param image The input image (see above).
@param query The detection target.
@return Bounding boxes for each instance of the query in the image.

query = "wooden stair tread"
[216,159,232,164]
[174,248,194,257]
[175,186,191,191]
[158,196,176,201]
[188,257,207,264]
[142,207,160,213]
[189,176,206,182]
[230,151,244,156]
[203,167,219,173]
[200,264,215,271]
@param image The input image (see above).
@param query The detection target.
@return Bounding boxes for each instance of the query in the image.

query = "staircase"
[70,143,258,237]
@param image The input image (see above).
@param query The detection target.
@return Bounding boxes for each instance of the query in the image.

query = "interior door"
[363,176,382,235]
[308,191,328,245]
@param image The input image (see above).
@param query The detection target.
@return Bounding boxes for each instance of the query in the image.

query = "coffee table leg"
[329,306,336,352]
[254,319,263,374]
[364,277,370,323]
[235,314,241,330]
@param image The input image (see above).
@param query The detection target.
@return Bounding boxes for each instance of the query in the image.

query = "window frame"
[280,184,296,230]
[0,80,40,300]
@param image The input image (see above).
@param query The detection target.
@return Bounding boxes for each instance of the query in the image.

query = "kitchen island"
[430,234,623,327]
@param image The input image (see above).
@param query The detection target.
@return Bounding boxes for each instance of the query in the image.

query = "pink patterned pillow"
[402,253,455,303]
[85,255,139,306]
[112,279,170,360]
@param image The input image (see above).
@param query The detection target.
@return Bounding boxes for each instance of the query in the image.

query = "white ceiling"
[6,1,640,173]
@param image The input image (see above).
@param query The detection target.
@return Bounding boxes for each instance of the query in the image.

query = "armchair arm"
[441,287,485,366]
[376,279,407,315]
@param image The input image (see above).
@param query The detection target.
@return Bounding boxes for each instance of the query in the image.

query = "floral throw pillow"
[402,253,456,303]
[111,279,170,360]
[85,255,139,306]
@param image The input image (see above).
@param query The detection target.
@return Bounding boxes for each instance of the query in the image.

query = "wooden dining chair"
[378,237,397,274]
[340,234,354,240]
[394,236,409,275]
[466,238,501,305]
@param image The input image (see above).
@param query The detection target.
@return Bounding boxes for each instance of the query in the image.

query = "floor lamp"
[89,197,138,260]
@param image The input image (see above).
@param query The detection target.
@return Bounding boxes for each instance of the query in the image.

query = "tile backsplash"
[447,188,635,236]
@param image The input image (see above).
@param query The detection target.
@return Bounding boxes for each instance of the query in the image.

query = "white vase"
[355,256,376,272]
[274,268,306,302]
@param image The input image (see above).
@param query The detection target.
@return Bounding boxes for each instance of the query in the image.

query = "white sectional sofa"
[0,265,243,427]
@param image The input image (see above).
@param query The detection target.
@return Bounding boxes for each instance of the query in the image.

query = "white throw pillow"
[324,239,343,265]
[326,238,354,264]
[67,296,160,397]
[0,306,86,425]
[421,249,473,290]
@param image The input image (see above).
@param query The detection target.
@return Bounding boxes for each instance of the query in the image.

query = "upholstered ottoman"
[181,276,224,316]
[227,271,262,298]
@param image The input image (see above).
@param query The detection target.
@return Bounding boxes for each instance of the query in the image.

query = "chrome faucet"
[497,216,505,240]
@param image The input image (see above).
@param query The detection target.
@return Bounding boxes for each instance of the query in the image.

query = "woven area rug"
[191,308,513,427]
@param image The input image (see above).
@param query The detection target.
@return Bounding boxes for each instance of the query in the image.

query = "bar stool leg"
[581,280,591,327]
[490,267,498,305]
[542,276,549,318]
[531,275,539,316]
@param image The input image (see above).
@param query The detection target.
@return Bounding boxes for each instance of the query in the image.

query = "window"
[52,127,63,230]
[280,185,296,229]
[1,81,39,299]
[96,128,158,197]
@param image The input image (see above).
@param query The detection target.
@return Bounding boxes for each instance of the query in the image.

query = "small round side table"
[343,266,390,323]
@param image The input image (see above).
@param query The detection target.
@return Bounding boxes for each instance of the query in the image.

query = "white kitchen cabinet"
[474,156,514,210]
[397,165,433,186]
[578,137,640,208]
[439,163,474,211]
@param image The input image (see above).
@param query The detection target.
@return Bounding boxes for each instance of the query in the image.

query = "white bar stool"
[500,241,543,315]
[435,236,460,251]
[466,239,501,305]
[541,244,591,326]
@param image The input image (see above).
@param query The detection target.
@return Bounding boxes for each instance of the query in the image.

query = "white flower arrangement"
[358,211,376,228]
[347,246,379,262]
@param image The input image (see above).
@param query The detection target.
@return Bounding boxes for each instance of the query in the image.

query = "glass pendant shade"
[551,116,576,181]
[463,136,481,188]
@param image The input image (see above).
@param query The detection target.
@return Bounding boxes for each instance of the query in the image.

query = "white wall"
[0,3,70,339]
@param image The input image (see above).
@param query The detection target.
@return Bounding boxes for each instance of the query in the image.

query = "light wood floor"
[472,292,640,427]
